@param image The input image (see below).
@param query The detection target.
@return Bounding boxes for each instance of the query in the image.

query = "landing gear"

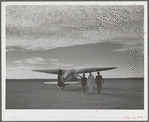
[98,90,101,94]
[61,85,65,90]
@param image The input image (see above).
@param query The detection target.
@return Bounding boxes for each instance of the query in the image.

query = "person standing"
[95,72,104,93]
[81,74,87,94]
[87,72,95,93]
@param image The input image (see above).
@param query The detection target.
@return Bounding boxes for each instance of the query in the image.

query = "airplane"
[32,67,116,89]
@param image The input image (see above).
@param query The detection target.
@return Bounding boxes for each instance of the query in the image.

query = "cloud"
[6,30,143,52]
[6,5,144,32]
[128,48,144,61]
[6,5,144,51]
[51,62,74,67]
[112,48,128,52]
[7,65,34,72]
[71,63,96,69]
[127,48,144,77]
[112,38,144,53]
[6,65,56,79]
[25,58,44,64]
[6,46,27,52]
[13,57,60,66]
[47,59,59,62]
[13,57,47,65]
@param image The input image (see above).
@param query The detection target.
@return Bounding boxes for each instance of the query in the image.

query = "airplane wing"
[33,67,116,74]
[74,67,116,74]
[32,69,66,74]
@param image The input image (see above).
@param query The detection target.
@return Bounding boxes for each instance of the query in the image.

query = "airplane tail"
[58,69,64,87]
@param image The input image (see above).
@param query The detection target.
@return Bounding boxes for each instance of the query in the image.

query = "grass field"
[6,78,144,109]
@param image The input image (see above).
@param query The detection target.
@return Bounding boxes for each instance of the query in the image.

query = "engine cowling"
[57,69,75,87]
[63,69,75,80]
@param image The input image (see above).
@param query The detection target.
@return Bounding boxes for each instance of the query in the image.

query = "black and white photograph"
[2,1,148,121]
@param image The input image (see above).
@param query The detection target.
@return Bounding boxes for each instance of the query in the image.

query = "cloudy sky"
[6,4,144,79]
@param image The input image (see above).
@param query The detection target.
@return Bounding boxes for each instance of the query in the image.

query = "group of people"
[80,72,104,94]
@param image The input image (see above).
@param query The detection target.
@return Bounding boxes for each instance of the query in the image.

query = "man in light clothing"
[87,72,95,93]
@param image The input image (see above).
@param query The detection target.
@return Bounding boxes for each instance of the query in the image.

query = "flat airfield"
[6,78,144,109]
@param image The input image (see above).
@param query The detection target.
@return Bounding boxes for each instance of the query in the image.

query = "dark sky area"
[6,4,144,79]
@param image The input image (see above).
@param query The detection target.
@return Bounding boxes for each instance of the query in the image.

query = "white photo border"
[2,1,148,121]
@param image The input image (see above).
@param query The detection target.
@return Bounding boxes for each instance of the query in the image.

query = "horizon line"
[6,77,144,80]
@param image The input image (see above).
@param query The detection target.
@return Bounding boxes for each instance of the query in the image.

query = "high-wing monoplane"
[33,67,116,89]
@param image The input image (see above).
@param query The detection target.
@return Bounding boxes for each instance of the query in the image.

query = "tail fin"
[58,69,64,87]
